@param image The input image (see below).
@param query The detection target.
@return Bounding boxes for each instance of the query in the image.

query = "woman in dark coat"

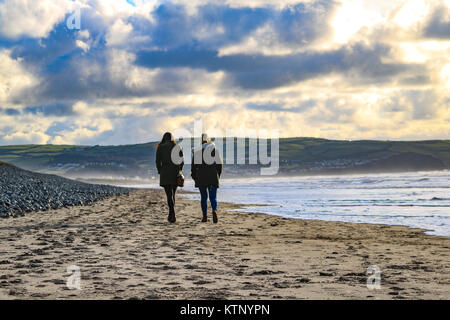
[191,133,223,223]
[156,132,184,223]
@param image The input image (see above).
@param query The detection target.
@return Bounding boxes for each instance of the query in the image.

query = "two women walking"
[155,132,222,223]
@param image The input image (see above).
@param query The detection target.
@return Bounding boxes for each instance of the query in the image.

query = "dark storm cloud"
[245,100,316,113]
[0,103,76,118]
[11,45,199,106]
[0,108,21,116]
[136,43,413,89]
[127,1,335,50]
[422,5,450,39]
[398,75,431,85]
[274,0,336,44]
[8,24,80,68]
[32,56,200,102]
[23,103,76,117]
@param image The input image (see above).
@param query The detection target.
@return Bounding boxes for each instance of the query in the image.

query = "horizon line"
[1,136,450,148]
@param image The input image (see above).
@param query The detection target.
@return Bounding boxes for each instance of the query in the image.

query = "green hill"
[0,138,449,178]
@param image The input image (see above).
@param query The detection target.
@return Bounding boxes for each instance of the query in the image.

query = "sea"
[130,170,450,237]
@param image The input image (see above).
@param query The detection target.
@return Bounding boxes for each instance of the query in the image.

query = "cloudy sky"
[0,0,449,145]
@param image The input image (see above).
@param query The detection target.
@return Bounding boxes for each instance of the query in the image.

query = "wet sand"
[0,189,449,299]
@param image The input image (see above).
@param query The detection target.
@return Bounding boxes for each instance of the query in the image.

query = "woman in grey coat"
[156,132,184,223]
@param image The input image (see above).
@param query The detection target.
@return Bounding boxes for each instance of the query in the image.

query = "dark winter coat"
[191,142,223,188]
[156,142,184,187]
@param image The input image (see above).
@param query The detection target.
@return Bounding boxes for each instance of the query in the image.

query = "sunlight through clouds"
[0,0,449,145]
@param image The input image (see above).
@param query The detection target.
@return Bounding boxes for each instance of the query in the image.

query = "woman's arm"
[215,148,223,178]
[191,151,197,180]
[156,146,162,174]
[179,148,184,171]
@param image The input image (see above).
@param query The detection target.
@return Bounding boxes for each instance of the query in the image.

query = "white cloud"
[0,49,37,103]
[76,39,90,52]
[106,19,134,46]
[392,0,431,28]
[88,0,137,17]
[0,113,52,144]
[0,0,73,39]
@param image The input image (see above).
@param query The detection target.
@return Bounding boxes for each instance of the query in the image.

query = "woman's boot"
[168,211,176,223]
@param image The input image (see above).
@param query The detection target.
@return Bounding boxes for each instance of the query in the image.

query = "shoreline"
[73,168,450,185]
[178,190,449,239]
[0,189,449,299]
[226,206,447,239]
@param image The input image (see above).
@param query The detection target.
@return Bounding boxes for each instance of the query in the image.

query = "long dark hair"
[157,132,176,148]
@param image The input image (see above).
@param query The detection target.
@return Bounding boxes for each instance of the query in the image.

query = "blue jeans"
[199,187,218,216]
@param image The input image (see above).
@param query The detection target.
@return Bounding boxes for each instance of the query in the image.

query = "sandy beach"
[0,188,449,300]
